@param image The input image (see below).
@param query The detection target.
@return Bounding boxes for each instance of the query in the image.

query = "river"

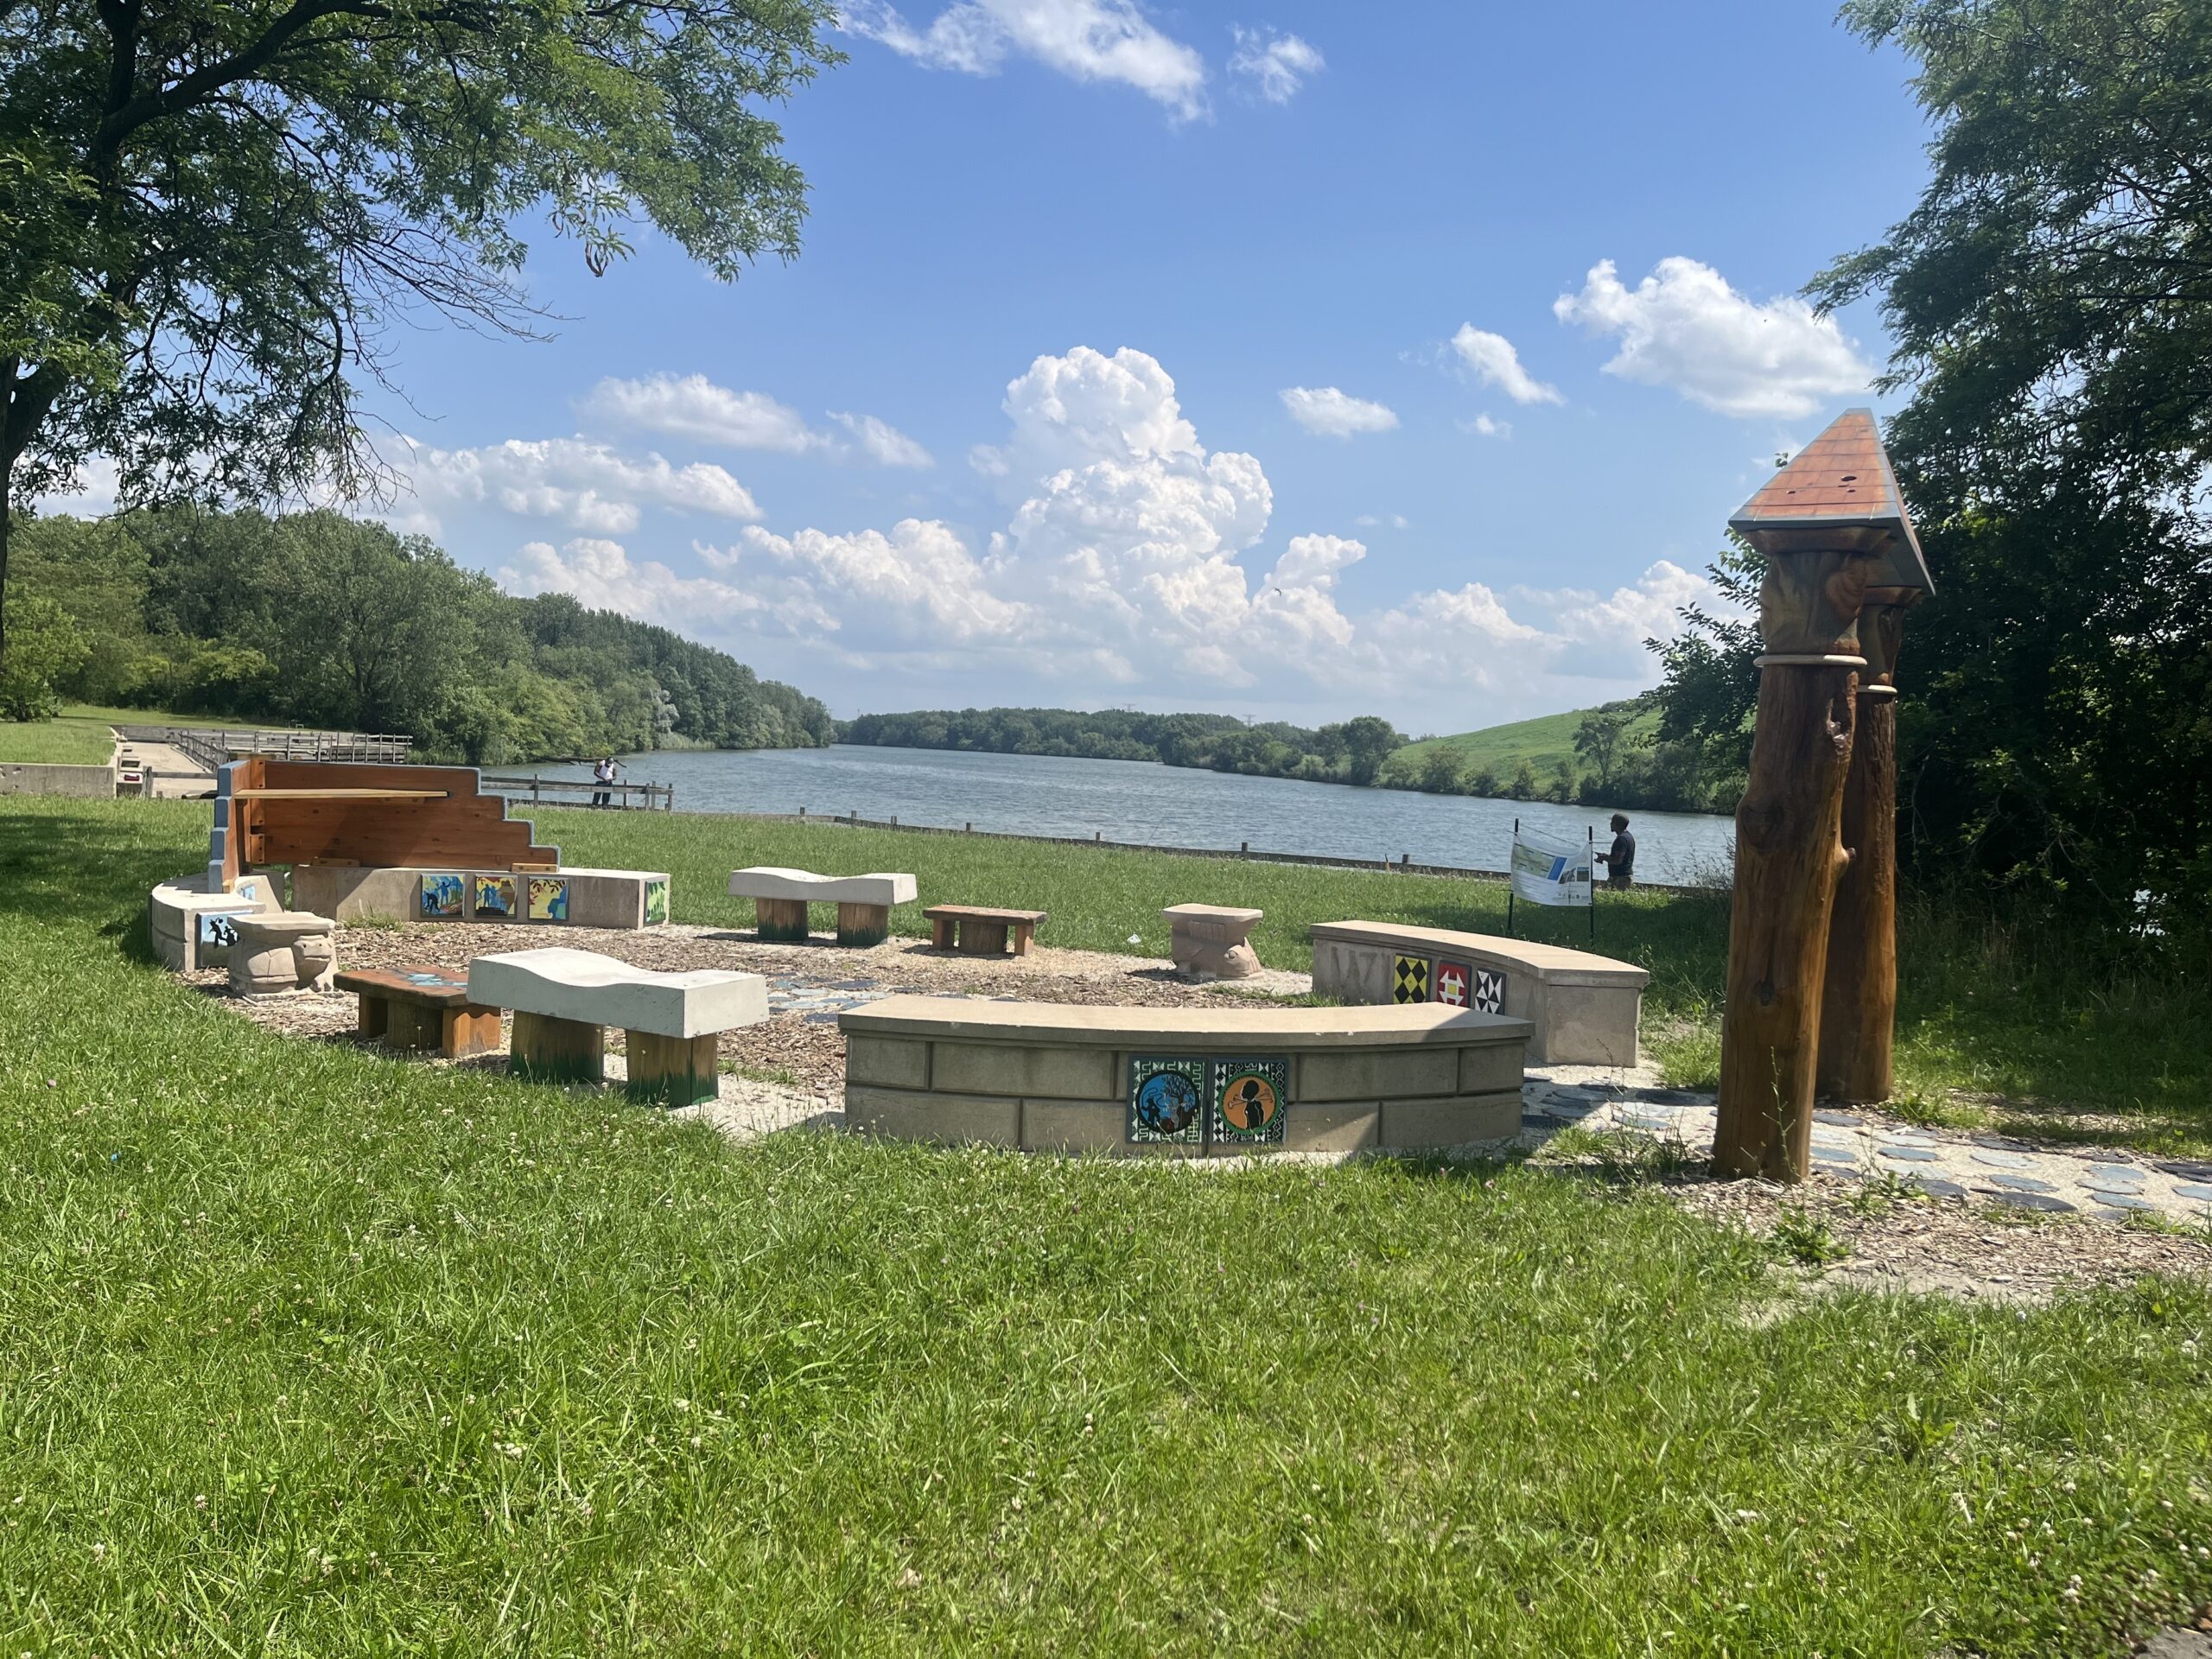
[513,745,1736,888]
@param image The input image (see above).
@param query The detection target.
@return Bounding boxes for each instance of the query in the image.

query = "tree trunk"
[1816,690,1897,1103]
[1816,597,1912,1105]
[1713,662,1861,1181]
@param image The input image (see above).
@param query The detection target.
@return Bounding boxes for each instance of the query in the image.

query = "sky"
[75,1,1941,734]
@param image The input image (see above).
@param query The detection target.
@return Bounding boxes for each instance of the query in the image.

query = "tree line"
[839,708,1412,786]
[1,508,834,762]
[1646,0,2212,938]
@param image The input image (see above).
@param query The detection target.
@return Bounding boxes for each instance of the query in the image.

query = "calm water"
[514,745,1735,887]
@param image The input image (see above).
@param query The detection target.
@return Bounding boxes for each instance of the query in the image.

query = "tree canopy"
[0,0,840,666]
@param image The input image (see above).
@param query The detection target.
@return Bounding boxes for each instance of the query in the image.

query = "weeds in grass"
[1884,1087,1986,1132]
[722,1060,801,1087]
[1771,1205,1851,1267]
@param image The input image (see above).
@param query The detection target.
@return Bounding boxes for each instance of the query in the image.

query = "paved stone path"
[1522,1065,2212,1226]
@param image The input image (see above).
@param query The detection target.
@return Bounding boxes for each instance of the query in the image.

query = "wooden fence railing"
[480,774,676,812]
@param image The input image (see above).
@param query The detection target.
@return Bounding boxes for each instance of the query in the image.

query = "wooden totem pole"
[1817,582,1923,1104]
[1713,411,1933,1180]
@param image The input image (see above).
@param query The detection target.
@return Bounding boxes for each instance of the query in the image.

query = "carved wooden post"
[1714,410,1932,1180]
[1818,588,1922,1104]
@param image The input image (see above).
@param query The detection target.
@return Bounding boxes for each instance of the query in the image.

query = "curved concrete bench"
[728,867,918,945]
[1310,921,1648,1066]
[149,873,283,971]
[840,996,1530,1156]
[468,947,768,1104]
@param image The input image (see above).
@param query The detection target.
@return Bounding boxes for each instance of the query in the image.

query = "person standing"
[1595,813,1636,889]
[591,755,619,809]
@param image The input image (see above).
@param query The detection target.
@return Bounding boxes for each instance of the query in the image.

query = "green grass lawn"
[0,703,264,766]
[1388,705,1662,781]
[532,808,2212,1152]
[3,795,2211,1654]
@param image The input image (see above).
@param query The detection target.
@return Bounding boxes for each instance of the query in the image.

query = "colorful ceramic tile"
[645,878,671,927]
[1392,954,1430,1003]
[1128,1056,1205,1144]
[1473,968,1507,1014]
[1210,1057,1288,1147]
[527,876,569,924]
[418,873,464,920]
[1433,959,1471,1007]
[474,873,517,919]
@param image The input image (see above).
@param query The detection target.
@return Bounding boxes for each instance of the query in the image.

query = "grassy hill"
[1383,703,1660,784]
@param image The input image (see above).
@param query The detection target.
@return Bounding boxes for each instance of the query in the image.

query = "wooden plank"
[924,905,1049,924]
[625,1031,719,1107]
[511,1011,603,1085]
[232,788,450,800]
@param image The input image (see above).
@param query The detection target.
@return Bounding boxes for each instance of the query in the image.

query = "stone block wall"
[840,998,1531,1158]
[293,864,671,930]
[0,763,116,799]
[1310,922,1648,1067]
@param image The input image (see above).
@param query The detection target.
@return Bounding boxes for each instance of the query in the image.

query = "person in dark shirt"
[1596,813,1636,889]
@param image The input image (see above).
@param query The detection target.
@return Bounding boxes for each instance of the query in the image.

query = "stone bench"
[840,996,1531,1156]
[149,873,283,971]
[925,905,1046,957]
[467,947,768,1105]
[1162,904,1264,981]
[1309,921,1649,1066]
[229,912,337,995]
[336,964,502,1059]
[726,868,918,945]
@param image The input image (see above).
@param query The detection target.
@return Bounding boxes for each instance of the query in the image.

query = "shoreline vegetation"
[840,701,1732,816]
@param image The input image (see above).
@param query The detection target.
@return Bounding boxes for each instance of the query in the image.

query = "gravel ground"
[195,919,2212,1304]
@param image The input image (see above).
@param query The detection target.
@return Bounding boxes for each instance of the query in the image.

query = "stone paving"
[1521,1064,2212,1227]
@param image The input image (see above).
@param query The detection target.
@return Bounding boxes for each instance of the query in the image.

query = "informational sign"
[1510,823,1593,908]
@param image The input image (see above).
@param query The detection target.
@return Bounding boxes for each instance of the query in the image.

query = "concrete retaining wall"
[0,763,115,799]
[839,997,1531,1157]
[294,863,671,930]
[1309,920,1647,1067]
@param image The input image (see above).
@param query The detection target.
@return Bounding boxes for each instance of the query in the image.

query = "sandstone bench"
[467,947,768,1105]
[840,996,1531,1156]
[726,868,918,945]
[926,905,1046,957]
[1309,921,1649,1066]
[1162,904,1264,981]
[336,964,503,1059]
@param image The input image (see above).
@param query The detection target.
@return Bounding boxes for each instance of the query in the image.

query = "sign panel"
[1510,824,1593,908]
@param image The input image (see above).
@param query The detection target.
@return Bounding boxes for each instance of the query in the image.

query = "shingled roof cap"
[1727,408,1932,594]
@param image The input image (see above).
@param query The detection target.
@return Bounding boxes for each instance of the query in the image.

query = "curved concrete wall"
[839,997,1531,1157]
[1309,921,1647,1068]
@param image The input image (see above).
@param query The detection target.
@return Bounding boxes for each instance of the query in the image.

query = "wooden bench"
[727,868,918,945]
[925,904,1046,957]
[336,964,503,1059]
[467,946,768,1105]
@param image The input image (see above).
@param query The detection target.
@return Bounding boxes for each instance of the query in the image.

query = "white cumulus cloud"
[1229,25,1323,102]
[583,374,820,453]
[1451,326,1563,406]
[1280,386,1400,439]
[1463,414,1511,440]
[400,437,760,534]
[830,411,936,469]
[1554,257,1874,419]
[841,0,1207,119]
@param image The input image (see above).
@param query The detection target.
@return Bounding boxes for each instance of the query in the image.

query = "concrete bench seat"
[1162,903,1265,981]
[840,996,1531,1156]
[228,912,337,995]
[149,872,283,970]
[1309,921,1649,1066]
[468,947,768,1105]
[727,867,918,945]
[925,905,1046,957]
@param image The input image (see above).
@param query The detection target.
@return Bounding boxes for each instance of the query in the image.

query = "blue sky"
[287,2,1932,731]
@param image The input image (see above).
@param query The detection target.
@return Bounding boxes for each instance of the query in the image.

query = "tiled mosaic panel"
[1210,1057,1288,1146]
[1128,1055,1206,1144]
[420,873,465,919]
[645,878,671,927]
[1433,959,1471,1007]
[1392,954,1430,1003]
[198,907,252,947]
[527,876,569,923]
[474,874,517,918]
[1473,969,1506,1014]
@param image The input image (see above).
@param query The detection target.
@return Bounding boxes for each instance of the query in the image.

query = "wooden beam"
[230,788,451,800]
